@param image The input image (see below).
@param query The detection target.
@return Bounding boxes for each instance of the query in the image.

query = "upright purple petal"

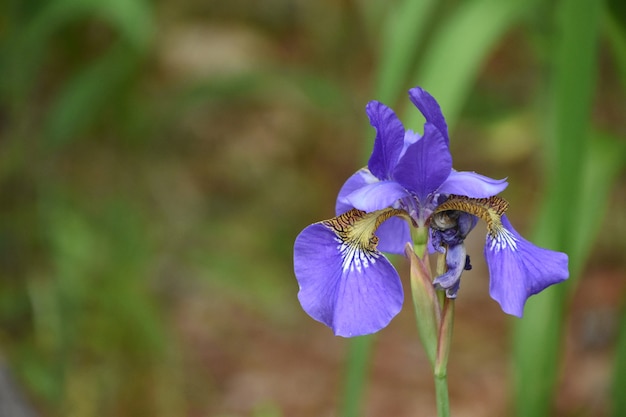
[408,87,449,144]
[438,170,508,198]
[336,168,379,215]
[393,123,452,202]
[366,101,406,179]
[294,222,403,337]
[400,130,421,157]
[484,215,569,317]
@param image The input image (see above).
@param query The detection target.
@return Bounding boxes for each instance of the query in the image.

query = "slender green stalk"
[513,0,601,416]
[341,336,373,417]
[434,373,451,417]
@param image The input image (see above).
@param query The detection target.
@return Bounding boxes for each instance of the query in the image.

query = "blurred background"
[0,0,624,416]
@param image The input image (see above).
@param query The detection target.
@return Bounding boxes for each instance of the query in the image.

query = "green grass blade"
[514,132,624,417]
[513,0,603,416]
[407,0,534,130]
[605,3,626,90]
[44,43,139,147]
[373,0,438,105]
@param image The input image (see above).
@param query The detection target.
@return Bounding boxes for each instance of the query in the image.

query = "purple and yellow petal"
[484,215,569,317]
[293,209,406,336]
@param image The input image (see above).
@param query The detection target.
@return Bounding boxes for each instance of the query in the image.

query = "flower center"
[322,208,411,273]
[323,208,410,251]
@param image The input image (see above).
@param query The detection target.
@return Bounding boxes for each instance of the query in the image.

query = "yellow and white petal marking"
[432,195,517,251]
[323,208,409,273]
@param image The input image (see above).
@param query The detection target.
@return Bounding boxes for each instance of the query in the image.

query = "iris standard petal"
[366,101,406,180]
[345,180,410,212]
[336,168,379,215]
[294,218,404,337]
[393,122,452,202]
[484,215,569,317]
[407,87,449,144]
[400,130,421,157]
[438,170,508,198]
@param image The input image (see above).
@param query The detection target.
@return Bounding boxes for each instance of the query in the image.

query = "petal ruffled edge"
[484,215,569,317]
[294,221,404,336]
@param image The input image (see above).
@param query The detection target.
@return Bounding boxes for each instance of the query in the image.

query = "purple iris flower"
[293,87,569,337]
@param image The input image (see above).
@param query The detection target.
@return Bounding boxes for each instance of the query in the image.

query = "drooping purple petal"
[366,101,406,180]
[393,123,452,202]
[375,216,412,255]
[345,180,409,212]
[294,222,404,337]
[484,215,569,317]
[438,170,508,198]
[336,168,379,215]
[408,87,449,144]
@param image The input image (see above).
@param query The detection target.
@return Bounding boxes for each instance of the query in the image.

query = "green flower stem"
[341,336,373,417]
[434,372,451,417]
[409,232,454,417]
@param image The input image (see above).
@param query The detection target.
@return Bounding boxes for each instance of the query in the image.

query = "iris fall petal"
[294,221,404,337]
[484,215,569,317]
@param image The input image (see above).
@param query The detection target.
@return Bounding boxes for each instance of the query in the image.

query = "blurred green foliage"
[0,0,624,416]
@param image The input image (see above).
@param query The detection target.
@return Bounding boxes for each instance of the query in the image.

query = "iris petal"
[345,180,409,212]
[335,168,379,215]
[484,215,569,317]
[408,87,449,144]
[294,222,404,337]
[366,101,406,180]
[394,123,452,202]
[438,170,508,198]
[375,216,412,255]
[433,243,468,298]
